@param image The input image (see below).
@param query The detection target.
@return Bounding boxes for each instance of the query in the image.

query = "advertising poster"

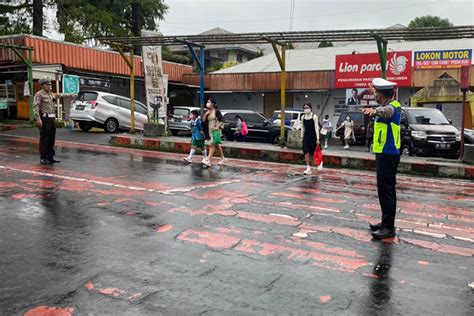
[142,45,166,124]
[414,49,472,69]
[345,88,398,106]
[335,51,412,88]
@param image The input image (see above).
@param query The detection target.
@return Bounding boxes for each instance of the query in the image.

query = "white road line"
[0,165,240,195]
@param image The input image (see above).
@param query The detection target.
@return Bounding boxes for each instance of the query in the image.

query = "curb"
[110,135,474,180]
[0,124,33,132]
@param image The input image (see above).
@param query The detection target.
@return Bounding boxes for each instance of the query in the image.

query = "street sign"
[63,74,80,94]
[0,101,7,110]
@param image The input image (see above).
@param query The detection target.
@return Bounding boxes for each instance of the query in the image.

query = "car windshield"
[406,109,450,125]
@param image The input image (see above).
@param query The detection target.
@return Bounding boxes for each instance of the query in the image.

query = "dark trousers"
[376,153,400,229]
[39,117,56,160]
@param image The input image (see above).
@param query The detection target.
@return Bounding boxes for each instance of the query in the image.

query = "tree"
[408,15,453,28]
[162,46,191,65]
[318,41,333,48]
[56,0,168,44]
[0,0,48,36]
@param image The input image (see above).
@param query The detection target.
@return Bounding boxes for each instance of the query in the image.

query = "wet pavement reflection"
[0,136,473,315]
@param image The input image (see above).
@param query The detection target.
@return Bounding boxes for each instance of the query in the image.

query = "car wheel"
[272,135,282,145]
[401,144,413,156]
[78,122,92,132]
[104,118,119,133]
[170,129,179,136]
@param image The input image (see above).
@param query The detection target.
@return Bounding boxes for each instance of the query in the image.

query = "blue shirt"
[191,117,204,141]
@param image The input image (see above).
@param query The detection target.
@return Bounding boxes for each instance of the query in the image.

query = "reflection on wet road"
[0,136,473,315]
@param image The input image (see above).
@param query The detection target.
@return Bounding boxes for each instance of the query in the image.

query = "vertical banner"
[142,45,166,124]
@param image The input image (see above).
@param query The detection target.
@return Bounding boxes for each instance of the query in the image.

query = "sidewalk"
[110,134,474,180]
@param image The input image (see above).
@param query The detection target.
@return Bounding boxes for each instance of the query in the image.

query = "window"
[244,113,265,124]
[173,108,190,117]
[223,113,237,122]
[334,98,348,114]
[102,96,117,105]
[117,98,131,110]
[77,92,98,102]
[135,105,147,115]
[218,51,228,62]
[237,53,243,63]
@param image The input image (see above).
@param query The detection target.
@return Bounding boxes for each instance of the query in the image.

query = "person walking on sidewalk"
[183,110,207,163]
[336,115,354,149]
[321,114,332,149]
[34,77,76,165]
[301,103,320,175]
[362,78,401,240]
[202,98,226,167]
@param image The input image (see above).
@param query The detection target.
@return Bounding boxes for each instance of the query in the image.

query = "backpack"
[241,121,248,135]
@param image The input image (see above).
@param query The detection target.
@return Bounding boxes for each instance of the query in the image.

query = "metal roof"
[100,26,474,47]
[213,38,474,74]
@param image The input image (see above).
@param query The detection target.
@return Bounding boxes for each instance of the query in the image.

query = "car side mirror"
[448,119,453,125]
[263,121,269,126]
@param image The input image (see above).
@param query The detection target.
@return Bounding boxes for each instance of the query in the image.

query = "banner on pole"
[142,45,166,124]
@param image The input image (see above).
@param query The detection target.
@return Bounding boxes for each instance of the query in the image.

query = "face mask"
[346,117,350,121]
[206,104,212,109]
[304,109,311,114]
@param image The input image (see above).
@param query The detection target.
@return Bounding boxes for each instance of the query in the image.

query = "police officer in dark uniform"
[362,78,401,240]
[34,77,76,165]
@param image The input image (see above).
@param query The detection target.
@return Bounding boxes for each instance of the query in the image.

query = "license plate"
[436,144,450,149]
[75,105,84,110]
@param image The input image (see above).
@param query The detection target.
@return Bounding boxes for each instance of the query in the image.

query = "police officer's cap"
[372,78,396,90]
[39,77,52,85]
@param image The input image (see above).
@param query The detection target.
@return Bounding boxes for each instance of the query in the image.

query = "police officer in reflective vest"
[362,78,401,240]
[34,77,76,165]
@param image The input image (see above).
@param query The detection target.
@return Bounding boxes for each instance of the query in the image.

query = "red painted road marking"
[178,230,241,249]
[24,306,74,316]
[154,224,173,233]
[319,295,332,303]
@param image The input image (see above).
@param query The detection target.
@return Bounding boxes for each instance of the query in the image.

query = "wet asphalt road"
[0,135,473,315]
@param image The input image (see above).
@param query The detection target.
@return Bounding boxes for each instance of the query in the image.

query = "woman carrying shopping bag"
[300,103,320,175]
[202,98,227,167]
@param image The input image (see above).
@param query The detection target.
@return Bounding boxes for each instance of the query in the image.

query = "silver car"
[168,106,201,136]
[70,91,148,133]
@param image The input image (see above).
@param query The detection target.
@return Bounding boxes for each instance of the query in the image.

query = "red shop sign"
[335,51,412,88]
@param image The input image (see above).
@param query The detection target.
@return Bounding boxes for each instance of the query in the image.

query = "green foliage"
[0,1,33,35]
[162,46,191,65]
[55,0,168,43]
[221,60,239,69]
[318,41,334,48]
[408,15,453,28]
[206,62,223,73]
[205,60,240,73]
[255,50,264,58]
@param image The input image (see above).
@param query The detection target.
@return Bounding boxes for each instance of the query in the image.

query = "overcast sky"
[159,0,473,35]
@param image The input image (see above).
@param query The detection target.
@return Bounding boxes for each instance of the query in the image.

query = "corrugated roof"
[214,38,474,74]
[0,34,193,81]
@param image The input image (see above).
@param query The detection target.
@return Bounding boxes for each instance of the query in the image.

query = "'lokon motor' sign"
[335,51,412,88]
[414,49,472,69]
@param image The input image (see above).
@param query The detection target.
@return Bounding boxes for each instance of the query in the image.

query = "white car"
[70,91,148,133]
